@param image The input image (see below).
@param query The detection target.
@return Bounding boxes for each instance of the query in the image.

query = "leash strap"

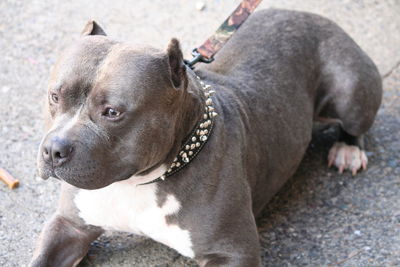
[140,2,261,185]
[186,0,262,67]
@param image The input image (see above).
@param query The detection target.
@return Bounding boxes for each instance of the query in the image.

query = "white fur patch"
[74,165,195,258]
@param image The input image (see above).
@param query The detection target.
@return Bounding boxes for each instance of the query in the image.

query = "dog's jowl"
[30,9,382,267]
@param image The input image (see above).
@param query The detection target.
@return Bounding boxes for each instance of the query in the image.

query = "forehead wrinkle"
[91,44,167,99]
[91,44,146,106]
[93,43,127,87]
[93,43,165,84]
[88,45,122,106]
[50,37,117,93]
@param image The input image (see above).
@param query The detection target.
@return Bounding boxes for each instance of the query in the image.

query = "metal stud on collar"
[139,76,217,185]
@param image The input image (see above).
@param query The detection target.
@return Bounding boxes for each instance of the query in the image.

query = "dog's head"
[37,21,191,189]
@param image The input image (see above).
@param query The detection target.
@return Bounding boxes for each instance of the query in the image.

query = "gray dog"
[30,9,382,267]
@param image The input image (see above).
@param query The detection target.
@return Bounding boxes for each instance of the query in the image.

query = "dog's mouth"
[45,163,138,189]
[50,170,61,180]
[36,139,159,188]
[37,168,63,183]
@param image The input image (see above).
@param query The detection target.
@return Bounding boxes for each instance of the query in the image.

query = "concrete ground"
[0,0,399,266]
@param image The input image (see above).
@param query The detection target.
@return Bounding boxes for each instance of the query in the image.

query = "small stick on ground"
[0,168,20,189]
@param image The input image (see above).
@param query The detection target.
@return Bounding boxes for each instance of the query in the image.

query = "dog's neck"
[140,69,217,184]
[181,72,206,135]
[166,69,207,163]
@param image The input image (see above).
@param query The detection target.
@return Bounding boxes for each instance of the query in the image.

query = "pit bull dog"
[30,9,382,267]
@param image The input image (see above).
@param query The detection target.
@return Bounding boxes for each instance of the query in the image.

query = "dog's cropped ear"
[166,38,187,89]
[81,20,107,36]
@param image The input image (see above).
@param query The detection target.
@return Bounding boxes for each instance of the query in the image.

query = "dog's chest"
[74,179,194,258]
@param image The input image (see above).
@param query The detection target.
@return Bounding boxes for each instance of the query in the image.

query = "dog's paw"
[328,142,368,176]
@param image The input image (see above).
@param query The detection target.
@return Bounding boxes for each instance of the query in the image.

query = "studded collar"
[139,75,217,185]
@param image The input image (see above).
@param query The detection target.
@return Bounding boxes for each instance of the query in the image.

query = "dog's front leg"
[30,214,103,267]
[195,212,262,267]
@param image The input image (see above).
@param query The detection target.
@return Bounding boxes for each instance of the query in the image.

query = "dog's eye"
[50,93,59,103]
[103,107,121,119]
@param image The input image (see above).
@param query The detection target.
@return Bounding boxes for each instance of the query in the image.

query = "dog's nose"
[42,137,73,166]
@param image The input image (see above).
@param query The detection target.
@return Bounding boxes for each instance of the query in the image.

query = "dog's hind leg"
[315,69,382,175]
[314,26,382,175]
[327,130,368,175]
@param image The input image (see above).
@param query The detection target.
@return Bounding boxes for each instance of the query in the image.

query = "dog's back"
[197,9,382,215]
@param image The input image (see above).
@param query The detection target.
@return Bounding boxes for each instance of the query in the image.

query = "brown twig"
[0,167,20,189]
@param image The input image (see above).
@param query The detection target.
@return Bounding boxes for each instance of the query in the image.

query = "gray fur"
[31,9,382,267]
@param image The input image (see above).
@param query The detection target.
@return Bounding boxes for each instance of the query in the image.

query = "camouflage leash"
[185,0,263,68]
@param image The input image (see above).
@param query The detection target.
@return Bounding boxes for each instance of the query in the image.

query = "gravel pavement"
[0,0,399,266]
